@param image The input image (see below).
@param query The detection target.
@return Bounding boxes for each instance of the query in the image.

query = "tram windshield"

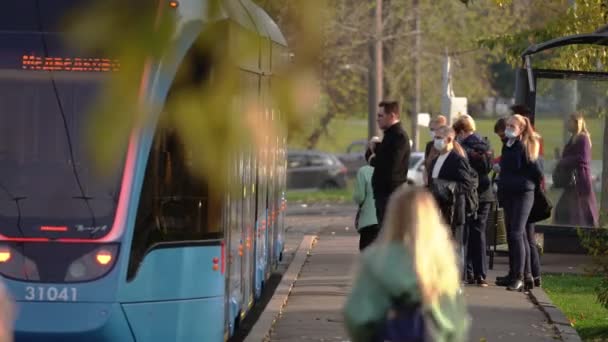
[0,32,126,240]
[534,73,607,227]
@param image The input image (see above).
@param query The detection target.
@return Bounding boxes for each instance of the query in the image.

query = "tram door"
[517,69,608,228]
[228,152,243,325]
[240,72,258,313]
[266,111,276,274]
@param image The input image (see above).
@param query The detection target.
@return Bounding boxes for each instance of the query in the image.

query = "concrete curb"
[528,288,582,342]
[244,235,318,342]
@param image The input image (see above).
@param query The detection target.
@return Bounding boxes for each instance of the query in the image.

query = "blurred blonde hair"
[569,112,592,147]
[0,282,13,342]
[430,115,447,128]
[380,186,460,304]
[453,115,476,134]
[509,114,540,161]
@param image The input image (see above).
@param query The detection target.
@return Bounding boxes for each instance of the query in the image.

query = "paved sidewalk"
[269,229,562,342]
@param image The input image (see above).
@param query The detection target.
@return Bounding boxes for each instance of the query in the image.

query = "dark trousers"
[466,202,492,279]
[454,222,466,279]
[359,225,380,251]
[525,223,541,278]
[503,191,535,278]
[375,196,388,228]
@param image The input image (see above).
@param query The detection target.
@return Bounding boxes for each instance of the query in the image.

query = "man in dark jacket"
[369,101,411,226]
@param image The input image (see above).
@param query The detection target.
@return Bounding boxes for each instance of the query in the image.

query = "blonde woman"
[495,114,543,291]
[453,115,494,287]
[344,186,469,342]
[554,113,598,227]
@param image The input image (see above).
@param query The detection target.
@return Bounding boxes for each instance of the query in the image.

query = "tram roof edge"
[239,0,287,46]
[521,32,608,58]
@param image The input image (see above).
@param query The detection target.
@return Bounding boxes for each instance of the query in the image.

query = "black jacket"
[371,122,411,198]
[460,133,494,203]
[498,139,543,194]
[427,151,478,226]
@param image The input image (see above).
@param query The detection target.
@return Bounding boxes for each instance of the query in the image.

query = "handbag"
[552,163,577,188]
[429,179,456,206]
[528,188,553,223]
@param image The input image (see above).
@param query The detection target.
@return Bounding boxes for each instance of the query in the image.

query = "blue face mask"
[505,128,518,139]
[434,138,446,151]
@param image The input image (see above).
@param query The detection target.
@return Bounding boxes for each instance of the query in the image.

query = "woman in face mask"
[424,116,447,185]
[495,114,543,291]
[427,126,478,281]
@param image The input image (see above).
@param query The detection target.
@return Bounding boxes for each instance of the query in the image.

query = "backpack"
[374,301,430,342]
[464,136,493,176]
[375,291,470,342]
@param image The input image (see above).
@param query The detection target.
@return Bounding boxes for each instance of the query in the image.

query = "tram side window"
[128,125,222,280]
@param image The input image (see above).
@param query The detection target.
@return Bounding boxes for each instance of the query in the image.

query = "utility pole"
[368,0,383,140]
[368,43,377,140]
[411,0,421,151]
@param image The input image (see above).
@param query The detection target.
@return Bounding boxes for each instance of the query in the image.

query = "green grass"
[288,117,605,160]
[543,274,608,341]
[286,180,355,204]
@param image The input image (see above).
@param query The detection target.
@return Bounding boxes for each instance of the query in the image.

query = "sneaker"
[476,278,489,287]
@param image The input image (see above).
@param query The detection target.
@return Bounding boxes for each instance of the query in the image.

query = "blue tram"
[0,0,287,340]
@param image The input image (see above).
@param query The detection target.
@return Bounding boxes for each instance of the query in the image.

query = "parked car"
[337,140,368,178]
[287,150,348,190]
[407,152,426,186]
[338,138,415,178]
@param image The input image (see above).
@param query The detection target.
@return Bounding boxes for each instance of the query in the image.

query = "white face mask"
[505,128,518,139]
[434,138,446,151]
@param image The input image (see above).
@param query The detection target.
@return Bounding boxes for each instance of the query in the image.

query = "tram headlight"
[68,261,86,279]
[0,245,40,281]
[64,244,119,282]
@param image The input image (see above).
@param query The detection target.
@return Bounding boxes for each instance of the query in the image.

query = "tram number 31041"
[24,286,77,302]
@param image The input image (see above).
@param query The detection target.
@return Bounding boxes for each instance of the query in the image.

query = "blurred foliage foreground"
[65,0,325,194]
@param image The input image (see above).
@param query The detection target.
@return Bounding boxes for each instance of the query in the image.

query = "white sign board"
[442,97,468,124]
[417,113,431,127]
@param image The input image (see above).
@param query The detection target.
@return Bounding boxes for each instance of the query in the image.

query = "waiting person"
[494,115,543,288]
[554,113,599,227]
[344,186,469,342]
[424,115,447,185]
[510,104,545,170]
[494,117,507,142]
[370,101,411,227]
[453,115,493,287]
[353,138,381,250]
[495,114,543,291]
[510,107,546,289]
[427,125,478,278]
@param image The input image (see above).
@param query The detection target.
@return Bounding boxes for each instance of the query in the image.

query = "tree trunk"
[306,107,337,150]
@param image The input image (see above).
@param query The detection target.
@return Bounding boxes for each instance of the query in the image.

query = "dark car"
[337,140,368,178]
[287,150,348,190]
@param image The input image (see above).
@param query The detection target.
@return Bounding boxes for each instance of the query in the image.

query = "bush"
[578,227,608,309]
